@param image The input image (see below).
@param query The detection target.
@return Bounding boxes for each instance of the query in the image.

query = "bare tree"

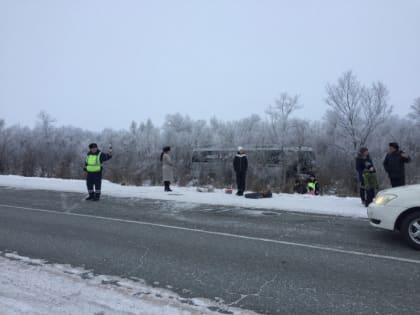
[265,93,302,188]
[325,71,392,152]
[265,92,302,146]
[409,97,420,124]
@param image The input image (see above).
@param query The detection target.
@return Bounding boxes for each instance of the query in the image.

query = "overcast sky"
[1,0,419,130]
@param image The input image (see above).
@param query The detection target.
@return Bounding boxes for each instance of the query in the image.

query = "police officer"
[84,143,112,201]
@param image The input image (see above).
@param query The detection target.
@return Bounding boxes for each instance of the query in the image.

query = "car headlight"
[374,194,398,205]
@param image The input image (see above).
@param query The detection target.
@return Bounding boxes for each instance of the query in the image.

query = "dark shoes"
[86,193,100,201]
[164,181,172,192]
[236,191,243,196]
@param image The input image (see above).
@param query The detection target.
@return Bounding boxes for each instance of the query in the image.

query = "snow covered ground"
[0,175,367,218]
[0,252,256,315]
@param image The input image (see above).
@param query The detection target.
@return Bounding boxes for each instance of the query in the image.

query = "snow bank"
[0,175,367,218]
[0,252,257,315]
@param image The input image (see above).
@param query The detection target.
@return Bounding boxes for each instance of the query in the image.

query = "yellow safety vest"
[86,152,102,172]
[308,181,317,190]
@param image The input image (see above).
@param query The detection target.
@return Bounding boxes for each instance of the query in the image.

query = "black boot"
[93,192,101,201]
[164,181,172,192]
[359,187,366,204]
[86,192,94,201]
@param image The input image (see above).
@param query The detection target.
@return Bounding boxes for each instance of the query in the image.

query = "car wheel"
[401,211,420,250]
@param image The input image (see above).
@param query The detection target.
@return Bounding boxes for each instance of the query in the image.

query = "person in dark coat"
[84,143,112,201]
[355,147,373,204]
[293,178,307,194]
[233,146,248,196]
[383,142,411,187]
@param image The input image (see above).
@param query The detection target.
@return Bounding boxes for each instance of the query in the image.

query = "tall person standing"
[84,143,113,201]
[233,146,248,196]
[161,146,174,192]
[383,142,411,187]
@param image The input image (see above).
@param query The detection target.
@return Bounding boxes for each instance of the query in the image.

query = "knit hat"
[238,146,243,151]
[89,143,98,149]
[389,142,399,150]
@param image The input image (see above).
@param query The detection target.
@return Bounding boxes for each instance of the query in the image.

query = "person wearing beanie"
[233,146,248,196]
[84,143,113,201]
[160,146,174,192]
[355,147,373,204]
[383,142,411,187]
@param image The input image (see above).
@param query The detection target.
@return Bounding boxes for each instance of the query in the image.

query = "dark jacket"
[233,153,248,173]
[84,150,112,172]
[355,155,373,183]
[383,151,410,179]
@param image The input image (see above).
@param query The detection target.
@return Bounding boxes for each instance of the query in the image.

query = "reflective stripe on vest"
[86,152,102,172]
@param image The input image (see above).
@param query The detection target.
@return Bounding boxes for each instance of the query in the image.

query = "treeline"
[1,71,419,195]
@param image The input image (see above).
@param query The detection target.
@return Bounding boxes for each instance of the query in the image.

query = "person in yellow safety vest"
[84,143,112,201]
[307,174,320,195]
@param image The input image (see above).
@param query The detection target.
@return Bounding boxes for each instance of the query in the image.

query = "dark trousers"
[236,172,246,193]
[87,172,102,195]
[390,177,405,187]
[359,187,366,203]
[365,188,375,207]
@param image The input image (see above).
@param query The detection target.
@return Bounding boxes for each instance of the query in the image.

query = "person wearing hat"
[84,143,113,201]
[355,147,373,204]
[233,146,248,196]
[383,142,411,187]
[160,146,174,192]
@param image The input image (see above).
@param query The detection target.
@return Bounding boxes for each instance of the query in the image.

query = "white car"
[367,184,420,249]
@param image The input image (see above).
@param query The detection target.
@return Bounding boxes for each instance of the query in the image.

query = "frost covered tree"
[33,111,57,176]
[409,97,420,125]
[325,71,392,153]
[266,92,302,147]
[265,93,302,187]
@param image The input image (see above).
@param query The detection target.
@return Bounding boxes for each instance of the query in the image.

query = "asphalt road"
[0,186,419,314]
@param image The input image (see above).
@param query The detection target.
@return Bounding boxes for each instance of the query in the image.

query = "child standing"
[363,164,379,207]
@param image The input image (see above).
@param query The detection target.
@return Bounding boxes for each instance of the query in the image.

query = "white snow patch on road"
[0,252,257,315]
[0,175,367,218]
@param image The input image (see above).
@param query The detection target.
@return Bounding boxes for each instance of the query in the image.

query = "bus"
[191,146,316,190]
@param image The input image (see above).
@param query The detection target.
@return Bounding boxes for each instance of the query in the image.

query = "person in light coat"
[160,146,174,192]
